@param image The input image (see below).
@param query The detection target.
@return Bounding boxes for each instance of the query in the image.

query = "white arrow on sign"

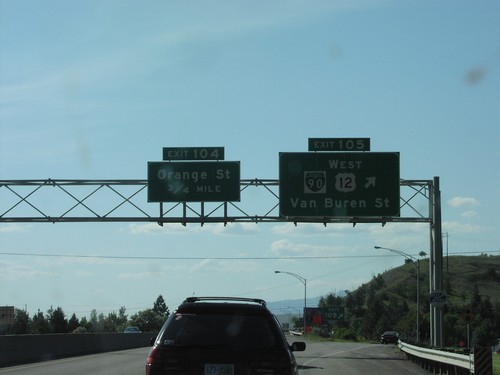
[364,177,376,188]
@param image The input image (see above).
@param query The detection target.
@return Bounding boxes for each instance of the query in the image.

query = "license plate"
[205,363,234,375]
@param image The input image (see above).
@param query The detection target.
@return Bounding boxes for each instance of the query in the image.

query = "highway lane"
[295,341,430,375]
[0,341,429,375]
[0,347,149,375]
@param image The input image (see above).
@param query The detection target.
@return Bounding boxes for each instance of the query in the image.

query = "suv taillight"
[145,346,161,375]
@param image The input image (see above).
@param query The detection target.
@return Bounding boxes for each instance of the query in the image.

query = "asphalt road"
[0,340,430,375]
[294,341,430,375]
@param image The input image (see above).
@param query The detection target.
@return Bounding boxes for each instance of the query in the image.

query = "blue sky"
[0,0,499,318]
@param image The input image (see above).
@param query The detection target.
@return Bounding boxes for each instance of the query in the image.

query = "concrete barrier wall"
[0,332,154,367]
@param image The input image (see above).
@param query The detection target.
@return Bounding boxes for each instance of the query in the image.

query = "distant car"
[146,296,306,375]
[381,331,399,344]
[124,326,141,333]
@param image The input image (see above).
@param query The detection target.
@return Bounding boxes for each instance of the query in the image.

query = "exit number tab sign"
[308,138,370,152]
[163,147,225,161]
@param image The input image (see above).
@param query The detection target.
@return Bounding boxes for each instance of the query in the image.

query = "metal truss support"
[1,178,432,225]
[0,176,444,346]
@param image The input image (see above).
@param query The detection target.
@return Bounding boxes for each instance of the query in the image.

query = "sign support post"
[430,176,444,348]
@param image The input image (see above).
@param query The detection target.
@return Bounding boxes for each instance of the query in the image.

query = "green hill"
[319,254,500,346]
[378,254,500,306]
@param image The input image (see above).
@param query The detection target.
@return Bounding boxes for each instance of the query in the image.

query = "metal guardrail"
[399,341,473,373]
[398,341,498,374]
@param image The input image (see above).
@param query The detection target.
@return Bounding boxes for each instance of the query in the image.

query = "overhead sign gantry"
[0,138,444,347]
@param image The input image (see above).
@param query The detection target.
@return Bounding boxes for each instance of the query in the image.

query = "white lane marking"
[301,345,370,367]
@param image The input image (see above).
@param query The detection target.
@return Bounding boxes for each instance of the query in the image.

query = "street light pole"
[374,246,422,343]
[275,270,307,335]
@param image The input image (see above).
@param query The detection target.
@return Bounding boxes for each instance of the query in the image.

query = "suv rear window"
[159,312,281,350]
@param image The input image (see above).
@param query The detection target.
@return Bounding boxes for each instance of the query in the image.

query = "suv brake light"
[145,347,161,375]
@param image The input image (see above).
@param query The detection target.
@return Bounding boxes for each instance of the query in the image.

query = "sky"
[0,0,499,319]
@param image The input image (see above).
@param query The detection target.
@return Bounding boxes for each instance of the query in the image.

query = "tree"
[129,309,164,332]
[153,295,169,317]
[319,293,342,308]
[48,306,68,333]
[474,295,497,347]
[102,308,128,332]
[13,309,30,334]
[89,309,100,332]
[118,306,128,329]
[31,310,50,334]
[77,316,90,333]
[67,313,79,333]
[363,288,385,340]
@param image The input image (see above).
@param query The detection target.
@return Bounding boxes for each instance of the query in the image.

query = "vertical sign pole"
[429,177,444,347]
[159,202,164,226]
[433,177,444,348]
[429,182,434,346]
[201,202,205,227]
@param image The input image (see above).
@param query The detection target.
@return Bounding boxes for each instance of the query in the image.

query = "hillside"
[317,254,500,345]
[376,254,500,306]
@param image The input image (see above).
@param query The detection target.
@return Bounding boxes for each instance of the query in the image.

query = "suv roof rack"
[183,297,267,306]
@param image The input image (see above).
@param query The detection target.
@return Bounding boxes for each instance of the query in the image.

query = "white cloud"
[212,222,260,236]
[461,210,478,219]
[117,271,162,280]
[367,222,427,236]
[186,258,259,274]
[368,223,429,253]
[129,222,200,235]
[442,221,483,234]
[271,222,354,237]
[0,260,57,281]
[270,239,351,257]
[129,222,259,236]
[447,197,480,208]
[75,270,93,278]
[0,224,29,234]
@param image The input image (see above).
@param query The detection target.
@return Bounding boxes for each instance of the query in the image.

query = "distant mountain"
[267,297,322,315]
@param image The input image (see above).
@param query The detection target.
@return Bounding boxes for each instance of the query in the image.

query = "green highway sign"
[163,147,225,161]
[148,161,240,202]
[279,152,400,217]
[324,306,345,321]
[308,138,370,152]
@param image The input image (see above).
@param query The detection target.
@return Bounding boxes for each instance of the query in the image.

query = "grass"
[494,354,500,375]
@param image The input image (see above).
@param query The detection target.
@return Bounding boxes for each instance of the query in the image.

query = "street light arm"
[374,246,418,262]
[275,270,306,285]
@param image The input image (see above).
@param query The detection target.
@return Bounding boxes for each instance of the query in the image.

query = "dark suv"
[146,297,306,375]
[380,331,399,344]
